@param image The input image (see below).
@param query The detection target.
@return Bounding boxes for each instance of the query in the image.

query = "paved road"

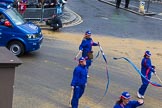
[13,38,115,108]
[13,0,162,108]
[13,38,75,108]
[98,0,162,20]
[63,0,162,40]
[13,37,162,108]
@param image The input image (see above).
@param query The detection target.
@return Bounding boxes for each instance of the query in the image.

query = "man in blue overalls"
[70,57,88,108]
[75,31,98,77]
[137,51,156,99]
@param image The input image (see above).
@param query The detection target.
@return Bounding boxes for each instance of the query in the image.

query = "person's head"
[120,91,131,105]
[144,50,151,58]
[84,30,91,38]
[52,14,57,18]
[4,20,11,27]
[79,57,86,66]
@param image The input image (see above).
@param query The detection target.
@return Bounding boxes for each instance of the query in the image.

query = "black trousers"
[125,0,130,8]
[51,16,62,30]
[116,0,129,8]
[116,0,121,8]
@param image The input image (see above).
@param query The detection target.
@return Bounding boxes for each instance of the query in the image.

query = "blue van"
[0,3,43,56]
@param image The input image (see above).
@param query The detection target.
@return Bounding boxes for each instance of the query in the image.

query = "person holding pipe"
[70,57,88,108]
[75,30,99,77]
[137,50,156,99]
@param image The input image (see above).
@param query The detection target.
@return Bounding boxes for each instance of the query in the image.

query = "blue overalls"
[113,100,143,108]
[79,38,98,69]
[71,65,88,108]
[138,57,155,96]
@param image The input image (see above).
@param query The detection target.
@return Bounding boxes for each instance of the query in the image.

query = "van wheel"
[7,41,25,56]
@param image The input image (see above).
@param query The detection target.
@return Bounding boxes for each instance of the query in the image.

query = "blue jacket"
[141,57,155,80]
[79,38,98,57]
[71,65,88,86]
[113,100,143,108]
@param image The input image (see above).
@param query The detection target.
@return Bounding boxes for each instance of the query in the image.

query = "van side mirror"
[4,20,12,27]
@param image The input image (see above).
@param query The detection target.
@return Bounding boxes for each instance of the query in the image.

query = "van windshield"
[5,8,26,25]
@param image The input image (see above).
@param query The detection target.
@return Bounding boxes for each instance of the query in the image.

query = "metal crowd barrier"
[22,7,57,21]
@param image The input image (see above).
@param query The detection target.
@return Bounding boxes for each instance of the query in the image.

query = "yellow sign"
[139,1,145,13]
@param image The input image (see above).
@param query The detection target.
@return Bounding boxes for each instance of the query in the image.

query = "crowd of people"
[13,0,67,8]
[69,30,158,108]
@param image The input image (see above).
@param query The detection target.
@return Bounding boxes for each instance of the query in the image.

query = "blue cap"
[121,91,131,99]
[85,30,91,35]
[79,57,85,61]
[145,51,151,56]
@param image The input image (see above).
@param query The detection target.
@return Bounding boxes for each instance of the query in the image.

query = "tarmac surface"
[36,7,82,28]
[50,0,162,27]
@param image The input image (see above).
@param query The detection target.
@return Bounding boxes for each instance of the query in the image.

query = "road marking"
[100,0,162,21]
[145,15,162,21]
[63,8,83,27]
[101,17,109,20]
[158,13,162,15]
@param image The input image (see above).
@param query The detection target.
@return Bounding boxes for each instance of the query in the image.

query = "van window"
[0,13,6,25]
[5,8,26,25]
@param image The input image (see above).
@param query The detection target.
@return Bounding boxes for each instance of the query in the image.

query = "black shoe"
[116,5,119,8]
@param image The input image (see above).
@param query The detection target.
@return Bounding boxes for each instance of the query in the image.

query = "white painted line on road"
[145,15,162,21]
[158,13,162,15]
[101,17,109,20]
[125,2,162,21]
[63,8,83,27]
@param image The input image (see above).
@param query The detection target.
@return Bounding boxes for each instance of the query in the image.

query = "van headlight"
[27,34,37,39]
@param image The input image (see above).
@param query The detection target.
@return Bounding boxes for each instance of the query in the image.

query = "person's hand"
[154,72,157,75]
[151,65,156,73]
[85,56,88,60]
[44,3,48,6]
[51,3,54,5]
[85,83,87,86]
[74,57,77,60]
[98,42,100,46]
[138,99,144,104]
[152,65,155,69]
[71,86,74,89]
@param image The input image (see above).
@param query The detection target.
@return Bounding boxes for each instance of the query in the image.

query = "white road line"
[145,15,162,21]
[101,17,109,20]
[63,8,83,27]
[158,13,162,15]
[126,4,162,21]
